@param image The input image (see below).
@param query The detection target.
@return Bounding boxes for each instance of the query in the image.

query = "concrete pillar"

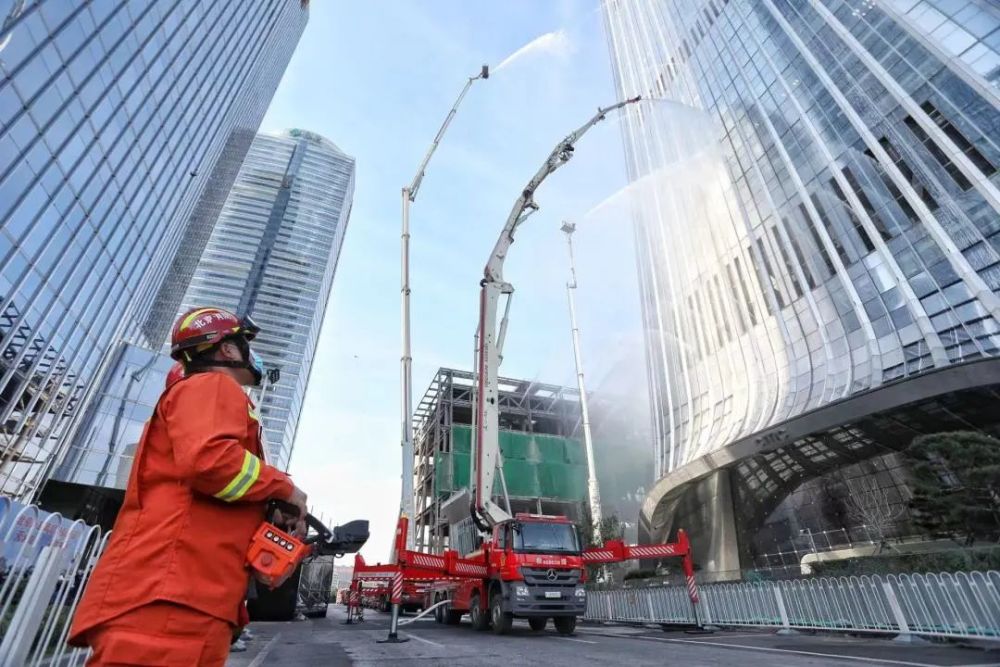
[697,469,741,577]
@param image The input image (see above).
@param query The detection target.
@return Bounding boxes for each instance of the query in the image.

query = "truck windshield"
[513,522,580,554]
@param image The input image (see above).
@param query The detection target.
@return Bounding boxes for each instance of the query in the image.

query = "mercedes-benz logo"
[546,569,558,581]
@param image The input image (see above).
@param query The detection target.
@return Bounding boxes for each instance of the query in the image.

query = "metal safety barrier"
[585,570,1000,642]
[0,497,110,667]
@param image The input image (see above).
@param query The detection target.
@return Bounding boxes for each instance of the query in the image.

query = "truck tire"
[528,617,547,632]
[490,592,513,635]
[469,593,490,631]
[434,596,445,624]
[380,596,390,613]
[553,616,577,635]
[247,565,302,622]
[304,604,328,619]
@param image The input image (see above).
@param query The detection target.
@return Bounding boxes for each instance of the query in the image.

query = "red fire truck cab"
[425,513,586,635]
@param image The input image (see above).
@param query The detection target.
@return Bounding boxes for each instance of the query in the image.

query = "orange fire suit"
[68,372,293,665]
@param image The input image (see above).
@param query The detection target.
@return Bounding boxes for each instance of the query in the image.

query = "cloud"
[494,29,573,73]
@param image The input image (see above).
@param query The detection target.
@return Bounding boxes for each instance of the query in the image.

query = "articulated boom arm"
[471,97,642,533]
[483,96,642,283]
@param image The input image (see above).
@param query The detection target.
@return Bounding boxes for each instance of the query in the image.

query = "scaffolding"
[412,367,587,552]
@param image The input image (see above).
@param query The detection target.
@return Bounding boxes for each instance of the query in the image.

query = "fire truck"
[352,96,700,636]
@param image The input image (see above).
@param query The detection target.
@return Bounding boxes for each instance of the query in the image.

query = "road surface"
[226,607,1000,666]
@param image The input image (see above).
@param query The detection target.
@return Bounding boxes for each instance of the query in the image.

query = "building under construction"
[412,367,589,552]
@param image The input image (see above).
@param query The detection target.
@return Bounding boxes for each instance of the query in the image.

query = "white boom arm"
[470,96,642,532]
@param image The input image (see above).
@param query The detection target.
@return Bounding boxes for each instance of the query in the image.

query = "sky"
[261,1,647,561]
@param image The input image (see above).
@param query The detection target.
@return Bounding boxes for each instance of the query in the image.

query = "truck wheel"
[528,617,547,632]
[490,593,513,635]
[469,593,490,631]
[553,616,577,635]
[380,596,390,613]
[434,596,445,624]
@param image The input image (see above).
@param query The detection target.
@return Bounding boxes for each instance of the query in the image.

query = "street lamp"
[560,221,603,545]
[399,65,488,552]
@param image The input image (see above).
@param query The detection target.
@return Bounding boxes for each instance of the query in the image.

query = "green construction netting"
[453,452,470,490]
[499,431,534,461]
[537,463,586,500]
[502,459,539,497]
[563,438,586,465]
[533,435,565,463]
[451,425,472,454]
[433,455,450,495]
[436,426,586,501]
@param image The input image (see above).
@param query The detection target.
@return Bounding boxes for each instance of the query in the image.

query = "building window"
[783,218,817,289]
[724,263,748,332]
[692,293,713,358]
[770,225,803,299]
[920,101,996,177]
[799,204,836,279]
[865,137,939,211]
[842,163,915,231]
[733,256,759,326]
[902,114,972,191]
[755,238,786,309]
[829,178,878,251]
[805,199,851,266]
[710,276,732,343]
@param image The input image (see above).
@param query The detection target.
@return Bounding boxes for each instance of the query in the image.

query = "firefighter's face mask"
[248,349,265,387]
[210,336,264,387]
[235,338,264,387]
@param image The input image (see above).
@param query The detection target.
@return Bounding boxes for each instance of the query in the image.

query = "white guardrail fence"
[585,570,1000,642]
[0,497,110,667]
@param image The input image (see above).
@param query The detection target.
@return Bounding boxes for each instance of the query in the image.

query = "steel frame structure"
[412,367,583,552]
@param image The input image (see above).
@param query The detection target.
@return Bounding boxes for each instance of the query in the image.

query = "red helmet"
[165,362,185,389]
[170,307,259,360]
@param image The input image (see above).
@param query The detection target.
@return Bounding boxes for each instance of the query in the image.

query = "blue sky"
[261,1,645,559]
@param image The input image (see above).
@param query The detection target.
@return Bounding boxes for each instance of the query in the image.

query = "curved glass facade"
[603,0,1000,477]
[51,342,174,494]
[173,130,356,469]
[0,1,307,498]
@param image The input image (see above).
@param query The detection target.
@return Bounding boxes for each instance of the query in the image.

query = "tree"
[575,507,626,584]
[817,475,850,529]
[839,470,905,554]
[905,431,1000,545]
[575,505,624,548]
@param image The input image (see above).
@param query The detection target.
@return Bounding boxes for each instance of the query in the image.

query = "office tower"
[604,0,1000,570]
[0,1,307,498]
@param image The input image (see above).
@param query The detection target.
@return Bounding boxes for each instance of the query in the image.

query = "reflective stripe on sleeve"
[214,451,261,502]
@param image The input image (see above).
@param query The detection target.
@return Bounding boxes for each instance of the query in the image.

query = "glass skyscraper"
[45,343,174,527]
[0,1,307,499]
[172,129,356,470]
[604,0,1000,569]
[604,0,1000,475]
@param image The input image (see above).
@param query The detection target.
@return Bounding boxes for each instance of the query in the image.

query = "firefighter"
[68,307,308,666]
[166,359,256,654]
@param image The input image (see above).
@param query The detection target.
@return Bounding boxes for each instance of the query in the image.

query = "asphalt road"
[226,607,1000,667]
